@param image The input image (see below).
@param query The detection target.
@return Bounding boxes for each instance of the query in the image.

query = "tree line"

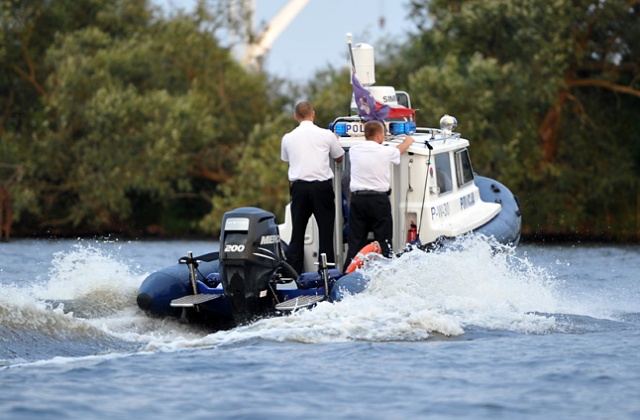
[1,0,638,242]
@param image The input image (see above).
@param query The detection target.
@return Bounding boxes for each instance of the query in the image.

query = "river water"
[1,237,639,419]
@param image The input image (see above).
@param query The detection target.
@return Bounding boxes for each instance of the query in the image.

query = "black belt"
[352,190,390,196]
[292,179,331,184]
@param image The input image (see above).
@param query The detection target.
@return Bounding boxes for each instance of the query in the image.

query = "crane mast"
[240,0,309,71]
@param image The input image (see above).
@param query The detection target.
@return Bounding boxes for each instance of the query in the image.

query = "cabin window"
[434,153,453,194]
[395,91,411,109]
[455,149,474,187]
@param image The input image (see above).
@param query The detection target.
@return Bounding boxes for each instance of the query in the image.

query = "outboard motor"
[219,207,282,325]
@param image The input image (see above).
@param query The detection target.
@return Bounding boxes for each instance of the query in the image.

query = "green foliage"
[305,66,354,128]
[1,0,638,241]
[199,67,355,236]
[408,53,540,185]
[401,0,640,240]
[3,1,273,234]
[201,113,292,234]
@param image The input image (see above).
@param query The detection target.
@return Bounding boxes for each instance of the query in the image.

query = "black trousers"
[343,193,392,271]
[287,180,336,274]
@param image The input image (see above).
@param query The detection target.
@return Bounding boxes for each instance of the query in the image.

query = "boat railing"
[415,127,461,141]
[329,116,462,147]
[330,115,363,126]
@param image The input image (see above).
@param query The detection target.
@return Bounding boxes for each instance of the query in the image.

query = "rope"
[417,149,432,236]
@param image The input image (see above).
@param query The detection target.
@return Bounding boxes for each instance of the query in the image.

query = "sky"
[153,0,413,82]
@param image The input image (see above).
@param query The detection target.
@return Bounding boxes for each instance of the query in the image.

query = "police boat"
[136,37,521,328]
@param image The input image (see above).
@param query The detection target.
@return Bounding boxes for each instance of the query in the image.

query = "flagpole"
[347,32,356,72]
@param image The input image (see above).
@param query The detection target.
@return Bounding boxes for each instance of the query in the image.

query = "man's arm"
[329,131,345,163]
[396,135,415,154]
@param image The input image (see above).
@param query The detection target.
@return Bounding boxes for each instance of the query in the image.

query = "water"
[1,238,639,419]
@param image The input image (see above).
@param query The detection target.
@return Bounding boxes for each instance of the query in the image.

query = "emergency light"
[389,121,416,136]
[330,122,350,137]
[330,121,416,137]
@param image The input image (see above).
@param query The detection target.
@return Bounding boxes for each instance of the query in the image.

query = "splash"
[363,236,561,334]
[31,242,144,316]
[144,235,563,351]
[0,241,151,363]
[0,283,99,335]
[1,240,215,365]
[9,236,625,358]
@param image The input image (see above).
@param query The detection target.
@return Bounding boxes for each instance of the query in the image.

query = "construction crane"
[241,0,309,71]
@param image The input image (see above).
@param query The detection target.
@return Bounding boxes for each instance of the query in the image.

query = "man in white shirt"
[344,120,414,270]
[281,101,344,274]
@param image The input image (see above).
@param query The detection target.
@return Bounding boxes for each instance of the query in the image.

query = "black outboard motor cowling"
[219,207,282,325]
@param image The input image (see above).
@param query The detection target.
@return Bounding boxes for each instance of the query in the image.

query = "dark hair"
[295,101,314,119]
[364,120,384,138]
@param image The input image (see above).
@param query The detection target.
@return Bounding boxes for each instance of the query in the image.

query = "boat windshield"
[434,153,453,194]
[455,148,474,187]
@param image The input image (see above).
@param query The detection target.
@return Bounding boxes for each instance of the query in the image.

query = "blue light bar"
[329,122,349,137]
[389,121,417,136]
[329,121,366,137]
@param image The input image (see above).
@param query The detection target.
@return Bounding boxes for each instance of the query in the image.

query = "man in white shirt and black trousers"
[281,101,345,275]
[343,120,414,271]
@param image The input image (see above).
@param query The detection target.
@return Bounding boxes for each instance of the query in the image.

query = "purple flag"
[352,72,390,121]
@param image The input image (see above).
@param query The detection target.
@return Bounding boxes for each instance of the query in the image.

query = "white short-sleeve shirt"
[281,120,344,182]
[349,140,401,192]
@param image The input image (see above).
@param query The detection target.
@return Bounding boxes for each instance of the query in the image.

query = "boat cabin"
[279,104,501,273]
[279,40,510,273]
